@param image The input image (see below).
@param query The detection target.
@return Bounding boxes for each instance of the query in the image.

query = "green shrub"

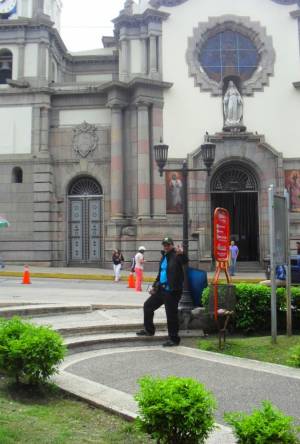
[277,286,300,310]
[288,343,300,367]
[0,317,66,385]
[201,283,298,332]
[135,375,216,444]
[225,400,300,444]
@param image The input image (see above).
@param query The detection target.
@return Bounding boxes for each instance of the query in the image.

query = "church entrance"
[211,163,259,261]
[68,177,103,265]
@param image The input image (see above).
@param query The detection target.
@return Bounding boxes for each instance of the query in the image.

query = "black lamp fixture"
[153,139,169,177]
[201,142,216,175]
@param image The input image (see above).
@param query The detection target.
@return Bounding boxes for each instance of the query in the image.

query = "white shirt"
[134,252,144,270]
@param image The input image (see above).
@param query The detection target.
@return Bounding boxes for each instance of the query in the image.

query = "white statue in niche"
[223,80,243,127]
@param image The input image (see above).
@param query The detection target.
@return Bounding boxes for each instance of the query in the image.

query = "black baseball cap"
[162,237,174,245]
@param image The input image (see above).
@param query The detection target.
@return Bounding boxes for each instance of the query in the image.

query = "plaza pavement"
[1,270,298,444]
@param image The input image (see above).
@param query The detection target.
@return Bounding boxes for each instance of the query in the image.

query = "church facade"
[0,0,299,268]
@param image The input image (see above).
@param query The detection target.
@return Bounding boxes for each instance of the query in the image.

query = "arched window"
[0,49,12,85]
[69,177,102,196]
[211,163,258,192]
[12,167,23,184]
[199,30,260,83]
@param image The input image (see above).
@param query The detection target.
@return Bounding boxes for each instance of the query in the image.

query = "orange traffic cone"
[128,272,135,288]
[22,264,31,285]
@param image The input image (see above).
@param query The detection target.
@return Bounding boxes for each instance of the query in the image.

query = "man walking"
[229,240,239,276]
[136,237,188,347]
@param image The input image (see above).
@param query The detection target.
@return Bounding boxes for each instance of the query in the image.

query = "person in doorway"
[136,237,188,347]
[229,240,239,276]
[112,249,124,282]
[135,246,146,292]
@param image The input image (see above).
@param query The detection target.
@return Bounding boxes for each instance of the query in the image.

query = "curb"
[0,271,156,282]
[0,270,262,284]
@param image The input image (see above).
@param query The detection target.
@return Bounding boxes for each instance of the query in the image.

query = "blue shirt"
[159,256,170,291]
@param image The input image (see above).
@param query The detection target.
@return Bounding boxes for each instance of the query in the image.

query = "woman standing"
[135,246,146,292]
[112,249,124,282]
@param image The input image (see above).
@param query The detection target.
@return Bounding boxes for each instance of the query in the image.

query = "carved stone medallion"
[73,121,99,158]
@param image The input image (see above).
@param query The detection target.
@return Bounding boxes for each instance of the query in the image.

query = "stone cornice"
[51,78,173,97]
[0,86,53,96]
[71,54,118,65]
[100,78,173,92]
[113,8,169,33]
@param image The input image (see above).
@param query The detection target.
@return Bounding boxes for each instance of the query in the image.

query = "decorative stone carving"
[122,0,134,15]
[186,15,276,96]
[122,226,136,236]
[73,121,99,158]
[223,80,245,132]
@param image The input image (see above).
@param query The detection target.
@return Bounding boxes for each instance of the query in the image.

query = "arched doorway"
[211,163,259,261]
[68,177,103,265]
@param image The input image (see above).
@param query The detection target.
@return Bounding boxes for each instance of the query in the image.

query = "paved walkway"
[55,345,300,444]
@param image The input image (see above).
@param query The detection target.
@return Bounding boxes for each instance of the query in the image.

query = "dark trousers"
[144,288,181,343]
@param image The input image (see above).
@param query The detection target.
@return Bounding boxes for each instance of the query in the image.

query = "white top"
[134,252,144,270]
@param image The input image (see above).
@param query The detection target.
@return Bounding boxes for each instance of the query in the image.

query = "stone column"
[32,0,44,16]
[38,42,47,81]
[137,102,151,218]
[141,38,148,75]
[18,44,25,79]
[149,35,158,78]
[40,107,50,152]
[152,104,166,217]
[120,39,129,82]
[110,105,124,218]
[32,106,41,155]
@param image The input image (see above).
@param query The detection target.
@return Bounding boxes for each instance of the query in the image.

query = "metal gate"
[68,178,102,265]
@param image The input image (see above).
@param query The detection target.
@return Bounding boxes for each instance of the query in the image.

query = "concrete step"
[0,304,93,318]
[64,329,205,354]
[237,261,264,272]
[56,321,167,337]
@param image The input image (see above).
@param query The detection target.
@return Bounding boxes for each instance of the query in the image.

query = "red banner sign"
[213,207,230,262]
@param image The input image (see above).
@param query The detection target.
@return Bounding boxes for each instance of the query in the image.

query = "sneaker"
[136,329,154,337]
[162,340,180,347]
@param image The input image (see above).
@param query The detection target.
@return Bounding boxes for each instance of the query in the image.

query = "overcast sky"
[60,0,125,52]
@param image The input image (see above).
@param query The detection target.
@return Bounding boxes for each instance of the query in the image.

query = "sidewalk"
[0,264,265,282]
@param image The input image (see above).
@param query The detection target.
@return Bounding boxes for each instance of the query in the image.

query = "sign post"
[268,185,291,344]
[284,189,292,337]
[213,207,231,320]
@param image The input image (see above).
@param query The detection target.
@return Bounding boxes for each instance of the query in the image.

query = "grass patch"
[182,335,300,366]
[0,376,152,444]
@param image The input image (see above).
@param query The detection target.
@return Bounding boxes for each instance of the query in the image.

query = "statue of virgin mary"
[223,81,243,127]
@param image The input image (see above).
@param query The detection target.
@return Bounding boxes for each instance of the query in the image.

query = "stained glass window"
[199,30,260,82]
